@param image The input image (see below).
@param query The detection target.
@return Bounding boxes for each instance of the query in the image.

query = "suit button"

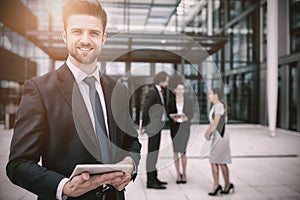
[95,191,101,197]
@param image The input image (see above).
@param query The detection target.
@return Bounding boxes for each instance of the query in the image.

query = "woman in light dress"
[204,88,234,196]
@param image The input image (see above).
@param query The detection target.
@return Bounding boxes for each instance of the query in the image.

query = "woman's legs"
[211,163,220,190]
[220,164,230,190]
[173,152,181,180]
[181,153,187,181]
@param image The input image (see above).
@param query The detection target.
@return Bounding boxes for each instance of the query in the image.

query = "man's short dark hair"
[153,71,169,84]
[62,0,107,31]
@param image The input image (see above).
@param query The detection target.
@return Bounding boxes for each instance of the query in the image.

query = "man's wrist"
[56,178,70,200]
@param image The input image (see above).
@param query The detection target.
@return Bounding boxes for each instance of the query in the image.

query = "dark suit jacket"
[141,85,165,136]
[6,63,141,200]
[167,97,193,136]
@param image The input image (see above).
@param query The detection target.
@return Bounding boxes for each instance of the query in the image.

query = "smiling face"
[174,84,185,96]
[62,14,106,67]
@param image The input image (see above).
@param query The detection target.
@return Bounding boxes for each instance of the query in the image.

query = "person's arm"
[141,89,155,127]
[204,114,221,140]
[166,99,176,121]
[6,79,65,199]
[57,178,70,200]
[204,103,225,140]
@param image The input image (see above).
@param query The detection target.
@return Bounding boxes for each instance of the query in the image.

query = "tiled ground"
[1,124,300,200]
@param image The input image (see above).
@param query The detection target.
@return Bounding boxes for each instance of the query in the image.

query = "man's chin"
[76,56,95,65]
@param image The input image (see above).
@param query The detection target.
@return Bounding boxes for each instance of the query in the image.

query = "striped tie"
[84,76,111,163]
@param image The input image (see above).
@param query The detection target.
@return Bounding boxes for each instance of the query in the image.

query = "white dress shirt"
[155,84,166,121]
[176,100,184,114]
[67,58,109,135]
[155,85,164,105]
[56,58,110,200]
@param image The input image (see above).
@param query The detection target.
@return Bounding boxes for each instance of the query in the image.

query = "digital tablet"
[169,113,185,118]
[70,164,132,178]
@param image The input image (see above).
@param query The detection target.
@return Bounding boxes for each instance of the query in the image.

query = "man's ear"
[102,32,107,45]
[62,30,67,44]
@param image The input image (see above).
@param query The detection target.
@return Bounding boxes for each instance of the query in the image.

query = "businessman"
[141,71,169,189]
[6,0,141,199]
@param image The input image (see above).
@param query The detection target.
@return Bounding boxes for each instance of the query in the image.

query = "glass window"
[155,63,174,75]
[229,0,242,21]
[232,19,248,65]
[290,0,300,53]
[289,63,298,130]
[131,62,151,76]
[262,4,267,61]
[105,62,126,75]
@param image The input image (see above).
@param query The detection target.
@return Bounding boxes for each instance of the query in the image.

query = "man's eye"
[72,30,81,34]
[91,31,101,36]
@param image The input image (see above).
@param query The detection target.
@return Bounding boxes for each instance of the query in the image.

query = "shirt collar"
[155,84,162,92]
[66,57,101,84]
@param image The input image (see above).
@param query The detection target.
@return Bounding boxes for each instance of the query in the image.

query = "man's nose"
[80,32,91,44]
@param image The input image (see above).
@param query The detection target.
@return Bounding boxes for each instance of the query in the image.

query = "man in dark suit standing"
[6,1,141,200]
[141,71,169,189]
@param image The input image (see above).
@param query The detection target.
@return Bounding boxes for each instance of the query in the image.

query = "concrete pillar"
[297,62,300,132]
[267,0,278,135]
[207,0,213,36]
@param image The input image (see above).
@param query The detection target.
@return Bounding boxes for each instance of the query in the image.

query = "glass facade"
[103,0,299,130]
[209,0,259,123]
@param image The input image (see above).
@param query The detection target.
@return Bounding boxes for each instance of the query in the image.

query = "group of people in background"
[141,72,234,196]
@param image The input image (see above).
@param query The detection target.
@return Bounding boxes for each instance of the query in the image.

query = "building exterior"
[0,0,299,132]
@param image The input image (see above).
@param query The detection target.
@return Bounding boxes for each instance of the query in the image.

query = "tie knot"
[84,76,96,88]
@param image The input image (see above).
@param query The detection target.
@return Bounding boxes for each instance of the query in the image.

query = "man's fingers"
[91,171,124,185]
[71,172,90,185]
[81,172,90,181]
[110,172,131,191]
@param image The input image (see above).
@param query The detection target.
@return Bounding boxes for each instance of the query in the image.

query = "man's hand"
[111,157,134,191]
[63,171,125,197]
[182,115,188,122]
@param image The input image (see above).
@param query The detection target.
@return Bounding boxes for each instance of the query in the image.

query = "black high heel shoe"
[221,183,234,194]
[176,174,182,184]
[208,185,222,196]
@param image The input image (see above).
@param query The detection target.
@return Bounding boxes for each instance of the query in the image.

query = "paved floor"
[1,124,300,200]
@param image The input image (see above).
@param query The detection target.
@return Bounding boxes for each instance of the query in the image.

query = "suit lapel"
[56,64,102,161]
[154,86,163,105]
[56,64,74,108]
[173,98,178,113]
